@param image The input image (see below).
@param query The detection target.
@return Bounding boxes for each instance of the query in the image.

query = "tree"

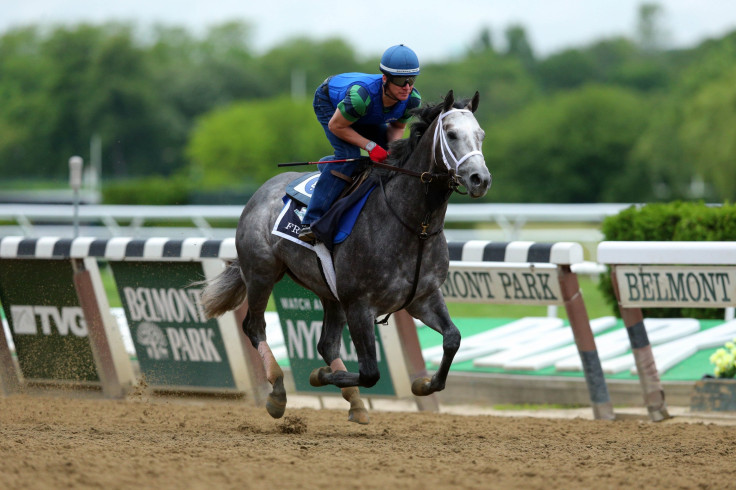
[504,25,535,71]
[259,38,361,99]
[632,32,736,201]
[636,3,669,53]
[421,50,539,123]
[484,85,651,203]
[0,26,56,178]
[469,27,495,54]
[536,49,597,91]
[186,96,333,188]
[678,67,736,200]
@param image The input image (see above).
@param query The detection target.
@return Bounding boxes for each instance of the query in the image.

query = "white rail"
[0,203,631,242]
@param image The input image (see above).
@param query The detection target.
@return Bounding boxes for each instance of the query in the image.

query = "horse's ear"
[443,90,454,112]
[466,91,480,113]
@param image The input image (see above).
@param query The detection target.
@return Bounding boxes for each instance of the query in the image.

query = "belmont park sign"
[615,266,736,307]
[441,262,564,305]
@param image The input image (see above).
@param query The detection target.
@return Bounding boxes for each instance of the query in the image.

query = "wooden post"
[0,318,20,395]
[558,265,615,420]
[610,265,670,422]
[72,259,128,398]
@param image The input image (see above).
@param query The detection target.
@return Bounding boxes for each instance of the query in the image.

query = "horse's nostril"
[471,174,482,186]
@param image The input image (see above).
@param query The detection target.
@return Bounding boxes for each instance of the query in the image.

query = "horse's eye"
[447,131,458,140]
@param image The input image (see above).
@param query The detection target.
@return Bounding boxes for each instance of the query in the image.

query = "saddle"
[281,164,376,251]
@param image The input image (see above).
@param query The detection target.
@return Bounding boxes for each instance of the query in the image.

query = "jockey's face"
[383,74,414,101]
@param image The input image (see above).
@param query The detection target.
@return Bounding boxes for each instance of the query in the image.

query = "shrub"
[598,201,736,319]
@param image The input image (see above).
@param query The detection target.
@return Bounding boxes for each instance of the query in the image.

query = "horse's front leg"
[310,299,369,424]
[406,290,460,395]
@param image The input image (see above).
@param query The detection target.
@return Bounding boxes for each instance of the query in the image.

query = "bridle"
[372,108,483,192]
[432,109,484,173]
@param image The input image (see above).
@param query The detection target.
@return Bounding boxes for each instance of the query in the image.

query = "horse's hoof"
[309,366,332,387]
[348,407,370,425]
[411,377,433,396]
[266,392,287,419]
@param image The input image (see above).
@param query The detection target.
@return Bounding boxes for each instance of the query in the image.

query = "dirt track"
[1,392,735,489]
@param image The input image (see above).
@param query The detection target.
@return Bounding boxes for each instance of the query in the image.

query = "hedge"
[597,201,736,319]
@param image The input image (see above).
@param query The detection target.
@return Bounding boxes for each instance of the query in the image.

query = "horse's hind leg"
[406,290,460,395]
[310,299,369,424]
[241,264,287,419]
[243,309,286,418]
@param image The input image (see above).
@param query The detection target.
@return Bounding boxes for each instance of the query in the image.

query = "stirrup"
[298,224,316,243]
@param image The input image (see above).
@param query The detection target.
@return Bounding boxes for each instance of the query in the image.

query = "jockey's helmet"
[379,45,420,76]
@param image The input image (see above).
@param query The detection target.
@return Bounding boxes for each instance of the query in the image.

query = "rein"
[369,159,452,186]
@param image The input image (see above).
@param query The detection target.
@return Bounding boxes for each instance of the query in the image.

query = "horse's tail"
[199,261,247,319]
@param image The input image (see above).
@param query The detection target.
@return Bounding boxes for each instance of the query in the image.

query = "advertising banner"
[0,259,99,382]
[110,261,237,390]
[272,276,396,396]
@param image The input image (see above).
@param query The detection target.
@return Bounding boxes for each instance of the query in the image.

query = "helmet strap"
[382,77,400,103]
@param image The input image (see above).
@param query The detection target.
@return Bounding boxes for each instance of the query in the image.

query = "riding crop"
[277,157,371,167]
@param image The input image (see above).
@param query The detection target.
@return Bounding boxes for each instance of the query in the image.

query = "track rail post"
[610,265,669,422]
[558,265,615,420]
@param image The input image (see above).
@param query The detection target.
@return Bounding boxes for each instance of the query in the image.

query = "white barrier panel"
[445,240,614,420]
[0,236,606,418]
[597,241,736,422]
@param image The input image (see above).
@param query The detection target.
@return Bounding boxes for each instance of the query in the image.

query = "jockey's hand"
[368,144,389,163]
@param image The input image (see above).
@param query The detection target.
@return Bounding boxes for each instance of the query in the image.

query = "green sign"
[110,261,235,389]
[0,259,98,382]
[272,276,395,395]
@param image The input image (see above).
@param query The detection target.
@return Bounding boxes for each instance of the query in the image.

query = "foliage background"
[1,3,736,204]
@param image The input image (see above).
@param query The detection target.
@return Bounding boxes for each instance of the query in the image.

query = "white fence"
[0,203,630,252]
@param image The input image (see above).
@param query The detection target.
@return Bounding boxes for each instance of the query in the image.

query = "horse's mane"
[388,95,472,167]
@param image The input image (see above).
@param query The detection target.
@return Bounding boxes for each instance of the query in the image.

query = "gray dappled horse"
[200,90,491,424]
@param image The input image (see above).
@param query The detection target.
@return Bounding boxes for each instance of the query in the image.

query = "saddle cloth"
[274,172,376,251]
[272,172,376,301]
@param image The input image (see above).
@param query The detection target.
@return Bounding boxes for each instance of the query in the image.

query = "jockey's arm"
[328,109,374,151]
[386,121,406,143]
[328,109,406,151]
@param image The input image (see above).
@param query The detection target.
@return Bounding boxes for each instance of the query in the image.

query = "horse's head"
[433,90,491,198]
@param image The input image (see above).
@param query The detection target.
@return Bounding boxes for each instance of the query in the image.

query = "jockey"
[298,44,422,243]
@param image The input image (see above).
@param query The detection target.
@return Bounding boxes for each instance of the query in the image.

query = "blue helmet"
[379,44,420,76]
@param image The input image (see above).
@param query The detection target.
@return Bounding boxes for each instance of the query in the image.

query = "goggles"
[388,75,417,87]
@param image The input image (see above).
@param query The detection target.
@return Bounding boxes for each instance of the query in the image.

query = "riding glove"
[367,142,389,163]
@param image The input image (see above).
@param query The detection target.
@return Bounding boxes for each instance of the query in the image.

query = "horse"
[200,90,491,424]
